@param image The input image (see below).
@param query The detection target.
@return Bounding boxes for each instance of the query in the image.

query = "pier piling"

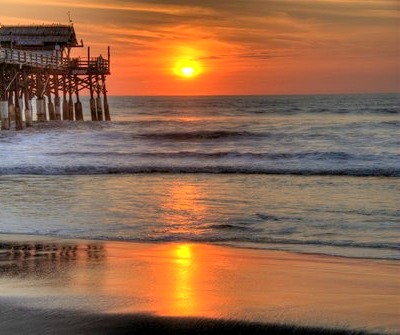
[0,100,9,130]
[48,94,56,121]
[68,93,74,121]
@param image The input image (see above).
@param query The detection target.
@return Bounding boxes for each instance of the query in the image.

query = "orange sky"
[0,0,399,95]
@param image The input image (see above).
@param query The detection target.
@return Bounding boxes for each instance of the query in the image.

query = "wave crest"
[135,130,259,140]
[0,165,398,177]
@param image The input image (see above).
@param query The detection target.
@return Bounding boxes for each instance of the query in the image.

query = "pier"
[0,24,111,130]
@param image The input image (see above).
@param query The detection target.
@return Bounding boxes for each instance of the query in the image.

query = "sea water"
[0,94,399,259]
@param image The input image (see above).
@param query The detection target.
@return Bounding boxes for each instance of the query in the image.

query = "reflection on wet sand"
[174,244,194,314]
[0,237,399,333]
[0,241,105,279]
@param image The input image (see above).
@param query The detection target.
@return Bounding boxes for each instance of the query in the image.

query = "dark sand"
[0,306,380,335]
[0,234,398,334]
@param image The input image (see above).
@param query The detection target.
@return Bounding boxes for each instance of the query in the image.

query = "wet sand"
[0,234,398,334]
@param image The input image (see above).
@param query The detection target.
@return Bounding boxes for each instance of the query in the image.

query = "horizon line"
[82,91,399,98]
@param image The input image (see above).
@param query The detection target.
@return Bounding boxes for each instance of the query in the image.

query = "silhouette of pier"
[0,24,111,130]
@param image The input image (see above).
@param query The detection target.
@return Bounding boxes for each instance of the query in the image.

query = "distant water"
[0,94,399,259]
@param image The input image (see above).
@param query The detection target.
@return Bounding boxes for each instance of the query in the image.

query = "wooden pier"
[0,24,111,130]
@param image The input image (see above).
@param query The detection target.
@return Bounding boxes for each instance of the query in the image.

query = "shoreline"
[0,231,398,262]
[0,307,381,335]
[1,234,399,334]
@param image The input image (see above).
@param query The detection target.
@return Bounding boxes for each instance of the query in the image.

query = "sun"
[174,59,201,79]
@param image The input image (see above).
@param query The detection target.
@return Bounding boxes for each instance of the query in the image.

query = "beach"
[1,0,399,330]
[0,94,399,333]
[1,234,398,334]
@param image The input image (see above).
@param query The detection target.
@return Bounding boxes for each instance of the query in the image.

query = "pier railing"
[69,56,110,75]
[0,48,109,74]
[0,47,66,69]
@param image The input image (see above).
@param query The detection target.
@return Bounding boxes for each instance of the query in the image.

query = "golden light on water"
[176,244,192,263]
[162,181,206,231]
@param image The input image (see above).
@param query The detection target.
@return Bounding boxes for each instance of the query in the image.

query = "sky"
[0,0,399,95]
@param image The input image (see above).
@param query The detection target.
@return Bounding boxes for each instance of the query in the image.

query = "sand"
[0,234,398,334]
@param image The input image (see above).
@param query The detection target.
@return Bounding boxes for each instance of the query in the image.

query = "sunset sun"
[174,59,201,79]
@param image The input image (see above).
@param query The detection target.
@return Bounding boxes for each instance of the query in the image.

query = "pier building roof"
[0,25,78,50]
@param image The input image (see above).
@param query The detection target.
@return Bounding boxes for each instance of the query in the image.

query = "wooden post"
[36,73,45,122]
[47,76,55,120]
[15,90,23,130]
[89,76,97,121]
[74,75,83,121]
[54,95,61,120]
[102,74,111,121]
[24,94,32,127]
[8,91,15,123]
[36,98,45,122]
[36,98,42,122]
[43,95,48,121]
[23,72,33,127]
[0,69,8,129]
[96,96,103,121]
[88,47,97,121]
[96,76,103,121]
[13,71,24,130]
[68,92,74,121]
[18,96,24,128]
[54,74,61,120]
[62,75,68,120]
[67,75,74,120]
[0,100,9,130]
[62,96,68,120]
[48,93,55,121]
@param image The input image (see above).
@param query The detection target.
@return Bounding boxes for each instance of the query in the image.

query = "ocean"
[0,93,399,260]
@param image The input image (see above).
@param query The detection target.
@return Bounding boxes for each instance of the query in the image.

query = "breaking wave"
[46,150,399,162]
[0,165,399,177]
[134,130,260,140]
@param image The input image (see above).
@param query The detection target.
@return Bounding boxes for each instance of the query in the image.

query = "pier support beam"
[62,95,68,120]
[16,96,24,130]
[47,76,55,121]
[62,76,68,120]
[15,99,23,130]
[8,92,15,123]
[0,100,9,130]
[54,74,61,120]
[96,96,103,121]
[75,99,83,121]
[23,73,33,127]
[74,75,83,121]
[48,95,56,121]
[68,93,74,121]
[90,97,97,121]
[102,75,110,121]
[24,98,32,127]
[96,76,103,121]
[54,96,61,120]
[89,75,97,121]
[36,98,46,122]
[36,74,46,122]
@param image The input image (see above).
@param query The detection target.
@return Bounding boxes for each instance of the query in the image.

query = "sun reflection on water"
[162,181,207,233]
